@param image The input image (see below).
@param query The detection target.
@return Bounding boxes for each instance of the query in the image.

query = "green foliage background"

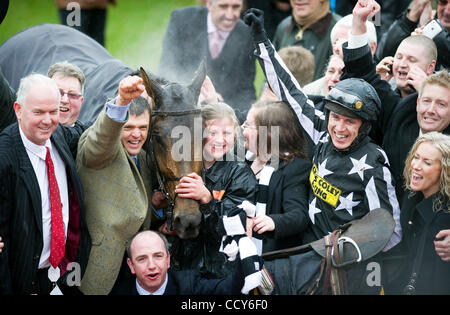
[0,0,263,94]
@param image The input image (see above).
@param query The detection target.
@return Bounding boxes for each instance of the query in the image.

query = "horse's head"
[140,62,206,239]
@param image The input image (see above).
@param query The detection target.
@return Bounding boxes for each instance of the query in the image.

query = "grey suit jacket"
[158,6,256,123]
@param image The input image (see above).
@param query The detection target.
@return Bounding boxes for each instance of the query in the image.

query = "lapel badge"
[213,190,225,201]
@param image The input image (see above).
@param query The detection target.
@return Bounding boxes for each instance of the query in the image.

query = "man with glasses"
[1,61,87,133]
[47,61,86,128]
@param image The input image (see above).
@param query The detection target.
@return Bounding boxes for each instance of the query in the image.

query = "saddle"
[262,208,395,294]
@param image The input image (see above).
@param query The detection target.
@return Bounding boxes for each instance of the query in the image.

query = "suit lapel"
[416,195,437,225]
[214,23,242,68]
[163,271,178,295]
[12,125,43,233]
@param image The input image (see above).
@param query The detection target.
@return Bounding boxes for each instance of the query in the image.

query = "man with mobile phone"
[376,0,450,71]
[342,0,450,295]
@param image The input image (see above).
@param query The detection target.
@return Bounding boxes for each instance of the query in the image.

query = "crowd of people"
[0,0,449,295]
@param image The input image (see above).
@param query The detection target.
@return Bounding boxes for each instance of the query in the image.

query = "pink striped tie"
[210,30,221,59]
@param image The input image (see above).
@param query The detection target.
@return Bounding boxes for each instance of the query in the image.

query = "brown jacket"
[77,108,153,295]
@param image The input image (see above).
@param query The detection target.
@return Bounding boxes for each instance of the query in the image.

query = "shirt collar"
[136,274,168,295]
[207,12,231,40]
[289,12,333,39]
[19,125,52,160]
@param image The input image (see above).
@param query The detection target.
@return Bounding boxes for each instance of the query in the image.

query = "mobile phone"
[422,20,443,39]
[407,84,416,92]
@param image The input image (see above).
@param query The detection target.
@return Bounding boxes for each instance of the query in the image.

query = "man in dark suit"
[341,0,450,202]
[0,73,91,295]
[158,0,256,123]
[113,230,245,295]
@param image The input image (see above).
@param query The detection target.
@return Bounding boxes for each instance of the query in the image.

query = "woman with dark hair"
[400,131,450,294]
[242,100,311,253]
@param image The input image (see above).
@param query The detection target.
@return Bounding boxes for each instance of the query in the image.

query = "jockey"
[243,8,402,294]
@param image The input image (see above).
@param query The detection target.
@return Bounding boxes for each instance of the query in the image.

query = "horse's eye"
[153,134,166,147]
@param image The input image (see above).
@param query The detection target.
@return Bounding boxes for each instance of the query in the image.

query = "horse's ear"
[189,59,207,105]
[140,67,165,110]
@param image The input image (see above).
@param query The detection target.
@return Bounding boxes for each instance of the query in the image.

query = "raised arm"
[341,0,403,135]
[77,76,145,169]
[243,8,327,146]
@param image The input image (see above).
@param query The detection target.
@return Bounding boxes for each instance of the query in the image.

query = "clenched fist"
[117,75,145,106]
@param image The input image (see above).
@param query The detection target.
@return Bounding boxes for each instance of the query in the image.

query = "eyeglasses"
[59,89,82,101]
[242,121,257,130]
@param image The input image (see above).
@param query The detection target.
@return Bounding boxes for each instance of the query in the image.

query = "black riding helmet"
[324,78,381,150]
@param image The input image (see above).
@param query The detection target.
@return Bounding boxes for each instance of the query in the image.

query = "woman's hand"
[158,222,178,236]
[175,173,212,204]
[151,190,168,209]
[252,214,275,234]
[246,217,254,238]
[197,75,223,105]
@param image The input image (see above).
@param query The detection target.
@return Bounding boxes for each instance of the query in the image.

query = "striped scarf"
[218,159,276,294]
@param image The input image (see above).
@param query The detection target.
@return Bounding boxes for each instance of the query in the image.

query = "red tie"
[45,147,65,268]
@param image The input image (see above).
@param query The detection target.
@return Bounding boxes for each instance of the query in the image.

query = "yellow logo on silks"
[309,164,342,207]
[213,190,225,201]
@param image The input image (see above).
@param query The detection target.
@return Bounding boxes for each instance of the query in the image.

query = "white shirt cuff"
[348,31,368,49]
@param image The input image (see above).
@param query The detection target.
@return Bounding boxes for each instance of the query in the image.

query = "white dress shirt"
[19,127,69,269]
[136,275,168,295]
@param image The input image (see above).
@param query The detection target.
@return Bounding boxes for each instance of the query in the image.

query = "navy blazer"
[0,123,91,294]
[111,267,244,295]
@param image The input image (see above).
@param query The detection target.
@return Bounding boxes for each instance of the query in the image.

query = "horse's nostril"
[174,212,202,239]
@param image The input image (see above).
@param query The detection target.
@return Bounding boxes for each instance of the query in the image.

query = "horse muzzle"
[173,198,202,239]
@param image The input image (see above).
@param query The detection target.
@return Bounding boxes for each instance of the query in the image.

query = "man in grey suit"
[159,0,256,123]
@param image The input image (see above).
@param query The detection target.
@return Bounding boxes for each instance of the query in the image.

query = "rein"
[148,106,202,231]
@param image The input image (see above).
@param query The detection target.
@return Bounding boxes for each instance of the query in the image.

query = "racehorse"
[140,62,205,240]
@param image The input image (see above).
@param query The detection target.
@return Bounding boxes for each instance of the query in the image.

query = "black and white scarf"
[218,156,276,294]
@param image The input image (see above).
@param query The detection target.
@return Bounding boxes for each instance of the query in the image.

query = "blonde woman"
[400,132,450,294]
[171,102,257,279]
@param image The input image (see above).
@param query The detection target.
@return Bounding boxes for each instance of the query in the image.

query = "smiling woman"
[399,131,450,294]
[169,102,257,279]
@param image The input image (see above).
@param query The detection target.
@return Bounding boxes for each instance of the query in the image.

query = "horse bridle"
[147,107,202,231]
